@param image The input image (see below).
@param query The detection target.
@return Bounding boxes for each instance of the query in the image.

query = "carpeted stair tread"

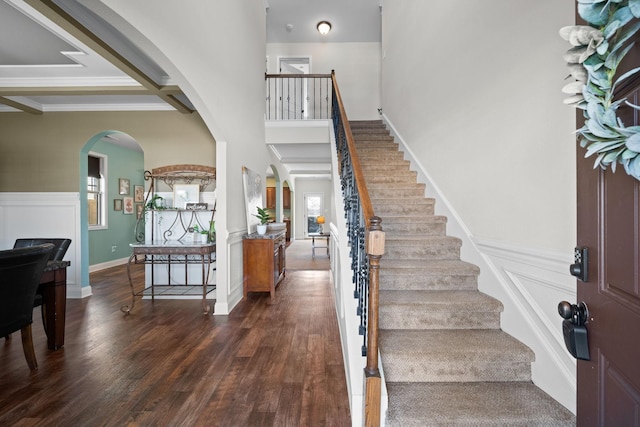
[384,236,460,258]
[350,124,387,130]
[356,148,402,156]
[367,182,425,190]
[379,290,502,330]
[379,222,446,236]
[361,167,415,175]
[361,173,418,185]
[373,202,436,216]
[371,196,434,204]
[376,214,446,223]
[385,234,460,243]
[385,382,576,426]
[384,236,461,260]
[379,259,479,275]
[356,151,405,160]
[354,137,396,144]
[378,260,479,291]
[372,196,434,204]
[360,159,410,166]
[349,119,384,125]
[379,330,533,361]
[379,329,534,382]
[368,187,427,199]
[362,167,413,176]
[351,125,390,130]
[379,290,502,312]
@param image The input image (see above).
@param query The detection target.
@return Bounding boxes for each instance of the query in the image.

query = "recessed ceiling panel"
[0,1,77,65]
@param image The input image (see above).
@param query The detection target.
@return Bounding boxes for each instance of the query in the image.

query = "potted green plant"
[146,194,164,210]
[192,225,209,243]
[253,206,271,235]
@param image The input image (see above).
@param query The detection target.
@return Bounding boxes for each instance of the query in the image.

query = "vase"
[257,224,267,235]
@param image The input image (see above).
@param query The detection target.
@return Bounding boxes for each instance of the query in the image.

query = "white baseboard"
[89,257,129,272]
[67,283,93,299]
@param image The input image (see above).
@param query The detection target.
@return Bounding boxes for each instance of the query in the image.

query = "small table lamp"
[317,216,325,233]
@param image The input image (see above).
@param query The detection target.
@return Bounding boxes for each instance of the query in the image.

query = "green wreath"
[561,0,640,180]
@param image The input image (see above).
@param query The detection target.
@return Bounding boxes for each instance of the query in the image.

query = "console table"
[40,260,70,350]
[310,232,330,259]
[243,230,286,300]
[122,241,216,315]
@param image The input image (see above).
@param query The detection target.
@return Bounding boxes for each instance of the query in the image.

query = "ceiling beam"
[0,96,42,114]
[23,0,193,114]
[0,86,153,96]
[278,157,332,163]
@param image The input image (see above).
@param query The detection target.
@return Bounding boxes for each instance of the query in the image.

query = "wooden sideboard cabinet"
[283,217,291,242]
[243,230,286,299]
[283,186,291,209]
[266,187,276,209]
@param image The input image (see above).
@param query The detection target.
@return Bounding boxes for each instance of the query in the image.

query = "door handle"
[569,247,588,282]
[558,301,590,360]
[558,300,589,325]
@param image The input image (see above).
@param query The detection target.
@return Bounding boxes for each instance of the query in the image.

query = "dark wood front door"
[576,76,640,427]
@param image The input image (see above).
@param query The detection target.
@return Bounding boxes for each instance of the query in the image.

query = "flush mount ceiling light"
[317,21,331,35]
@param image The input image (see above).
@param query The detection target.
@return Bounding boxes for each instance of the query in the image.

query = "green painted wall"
[88,140,144,265]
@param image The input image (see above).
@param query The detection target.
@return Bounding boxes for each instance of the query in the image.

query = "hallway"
[0,245,350,426]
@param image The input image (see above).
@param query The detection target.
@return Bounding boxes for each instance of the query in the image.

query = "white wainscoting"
[216,229,245,315]
[0,192,86,298]
[473,238,577,413]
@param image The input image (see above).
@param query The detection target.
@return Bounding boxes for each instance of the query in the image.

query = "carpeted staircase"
[350,120,576,426]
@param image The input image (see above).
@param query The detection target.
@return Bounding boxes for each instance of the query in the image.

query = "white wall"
[267,43,381,120]
[381,0,576,251]
[102,0,269,314]
[293,178,333,239]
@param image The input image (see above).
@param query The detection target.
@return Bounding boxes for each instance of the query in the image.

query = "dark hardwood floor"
[0,263,351,426]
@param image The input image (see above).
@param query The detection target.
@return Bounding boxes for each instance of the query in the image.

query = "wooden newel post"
[364,216,384,427]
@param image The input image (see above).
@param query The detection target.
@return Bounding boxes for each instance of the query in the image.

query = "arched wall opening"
[79,131,144,292]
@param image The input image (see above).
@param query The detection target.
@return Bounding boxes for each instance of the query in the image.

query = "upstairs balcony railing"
[265,72,385,426]
[265,73,332,120]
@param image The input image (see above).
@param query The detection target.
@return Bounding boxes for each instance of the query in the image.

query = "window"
[88,153,107,229]
[304,192,324,236]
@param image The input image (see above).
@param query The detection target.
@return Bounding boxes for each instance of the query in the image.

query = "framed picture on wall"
[173,184,200,209]
[114,199,123,211]
[134,185,144,203]
[123,197,134,214]
[119,178,130,195]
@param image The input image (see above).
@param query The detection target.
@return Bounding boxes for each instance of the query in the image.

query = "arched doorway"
[79,131,144,292]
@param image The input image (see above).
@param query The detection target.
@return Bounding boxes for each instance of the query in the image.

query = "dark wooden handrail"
[331,73,375,228]
[331,70,384,427]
